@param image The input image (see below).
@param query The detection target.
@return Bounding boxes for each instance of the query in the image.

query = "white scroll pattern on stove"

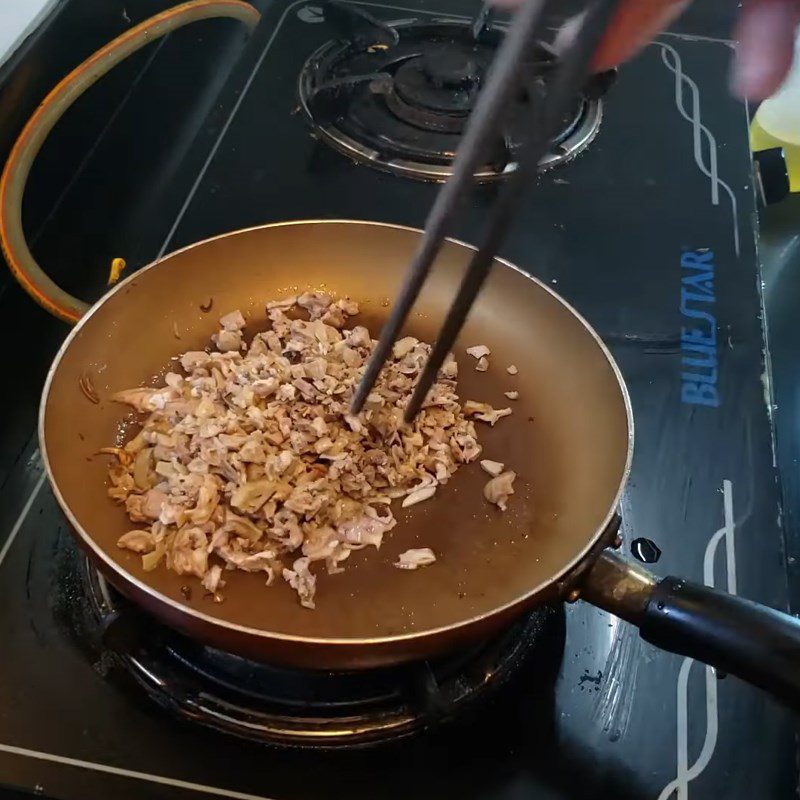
[657,479,736,800]
[653,41,741,257]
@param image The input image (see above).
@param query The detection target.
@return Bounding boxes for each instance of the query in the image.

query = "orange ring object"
[0,0,260,324]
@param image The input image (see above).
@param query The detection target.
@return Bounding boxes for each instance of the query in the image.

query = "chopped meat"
[100,446,133,466]
[202,564,225,594]
[392,337,418,358]
[230,479,276,514]
[132,447,155,490]
[322,299,359,328]
[484,471,517,511]
[125,488,169,522]
[219,308,247,331]
[301,525,339,561]
[283,557,316,609]
[117,530,156,554]
[142,541,167,571]
[219,310,246,331]
[504,390,519,400]
[480,459,505,477]
[186,474,219,524]
[401,485,437,508]
[212,329,242,352]
[463,401,492,416]
[297,292,332,319]
[217,544,277,578]
[167,526,209,578]
[181,351,211,371]
[108,463,135,502]
[466,345,490,360]
[476,407,512,426]
[475,356,489,372]
[463,401,513,426]
[440,354,458,379]
[113,387,178,412]
[105,295,489,608]
[336,512,393,548]
[394,548,437,569]
[266,296,297,311]
[507,364,518,375]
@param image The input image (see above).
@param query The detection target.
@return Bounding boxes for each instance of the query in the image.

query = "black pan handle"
[641,576,800,708]
[581,551,800,710]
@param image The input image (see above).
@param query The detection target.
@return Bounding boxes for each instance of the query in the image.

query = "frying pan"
[36,220,800,710]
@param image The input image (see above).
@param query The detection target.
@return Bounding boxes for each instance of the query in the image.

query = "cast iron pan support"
[582,550,800,710]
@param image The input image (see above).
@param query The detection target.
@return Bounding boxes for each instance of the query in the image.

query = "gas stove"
[297,4,611,180]
[0,0,796,798]
[77,550,555,748]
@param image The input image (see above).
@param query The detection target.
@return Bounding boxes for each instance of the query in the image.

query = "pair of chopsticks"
[351,0,621,422]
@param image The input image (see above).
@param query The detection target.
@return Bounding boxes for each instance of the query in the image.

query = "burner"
[81,561,554,747]
[299,17,610,181]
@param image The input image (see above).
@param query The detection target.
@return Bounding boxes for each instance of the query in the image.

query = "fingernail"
[730,0,799,100]
[731,52,773,99]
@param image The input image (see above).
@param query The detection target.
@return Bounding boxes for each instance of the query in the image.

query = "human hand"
[492,0,800,100]
[732,0,800,99]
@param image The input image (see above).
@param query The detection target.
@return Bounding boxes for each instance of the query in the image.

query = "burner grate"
[299,18,610,181]
[81,559,554,747]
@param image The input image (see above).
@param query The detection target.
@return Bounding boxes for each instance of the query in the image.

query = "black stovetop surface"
[0,1,796,798]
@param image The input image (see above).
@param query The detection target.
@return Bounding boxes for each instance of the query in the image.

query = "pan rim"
[39,218,634,649]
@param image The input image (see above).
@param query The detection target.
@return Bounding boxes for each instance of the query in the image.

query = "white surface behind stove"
[0,0,58,68]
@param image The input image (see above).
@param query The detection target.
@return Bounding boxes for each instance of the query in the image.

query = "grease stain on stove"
[578,669,602,692]
[592,620,641,741]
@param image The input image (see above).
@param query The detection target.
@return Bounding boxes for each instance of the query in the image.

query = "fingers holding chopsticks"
[492,0,800,101]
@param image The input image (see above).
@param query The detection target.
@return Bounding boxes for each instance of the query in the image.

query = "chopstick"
[351,0,622,421]
[349,0,550,415]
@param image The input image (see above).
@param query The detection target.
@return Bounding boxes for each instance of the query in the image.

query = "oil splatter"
[579,669,603,692]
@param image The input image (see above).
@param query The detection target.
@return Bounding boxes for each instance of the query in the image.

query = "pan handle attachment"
[581,550,800,709]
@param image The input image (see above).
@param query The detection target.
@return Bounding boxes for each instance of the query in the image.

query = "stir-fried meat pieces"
[107,294,493,608]
[466,345,490,360]
[394,548,437,569]
[480,459,505,478]
[463,401,513,427]
[484,471,517,511]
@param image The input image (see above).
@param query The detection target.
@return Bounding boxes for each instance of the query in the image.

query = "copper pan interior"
[42,221,630,644]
